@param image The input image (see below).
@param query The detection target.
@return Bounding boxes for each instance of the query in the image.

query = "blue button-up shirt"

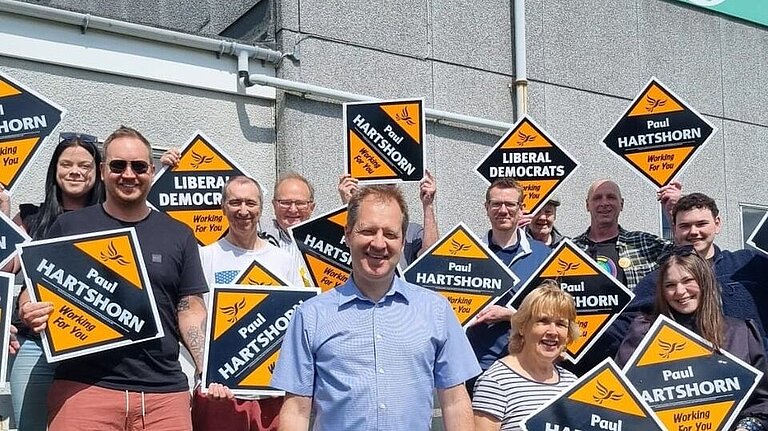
[271,276,481,431]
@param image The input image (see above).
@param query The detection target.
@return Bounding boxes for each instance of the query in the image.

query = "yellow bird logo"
[99,241,130,266]
[220,298,247,323]
[190,150,214,168]
[449,239,471,255]
[645,95,667,113]
[246,277,273,286]
[557,259,580,275]
[516,131,535,146]
[658,339,686,359]
[592,380,623,404]
[395,106,416,125]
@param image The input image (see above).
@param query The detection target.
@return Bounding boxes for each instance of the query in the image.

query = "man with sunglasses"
[629,192,768,353]
[260,172,317,285]
[464,178,551,395]
[22,126,210,430]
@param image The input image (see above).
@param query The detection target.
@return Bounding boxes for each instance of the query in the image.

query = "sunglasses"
[657,244,698,266]
[107,160,151,175]
[60,132,98,145]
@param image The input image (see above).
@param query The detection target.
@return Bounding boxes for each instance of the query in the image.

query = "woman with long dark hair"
[1,132,104,431]
[617,246,768,431]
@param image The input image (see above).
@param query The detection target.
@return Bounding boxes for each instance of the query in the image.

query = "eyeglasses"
[487,200,521,211]
[274,199,312,210]
[60,132,98,145]
[657,244,698,266]
[107,160,151,175]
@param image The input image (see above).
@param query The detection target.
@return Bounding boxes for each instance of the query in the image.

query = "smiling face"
[529,203,557,240]
[485,186,523,233]
[272,178,316,230]
[345,195,404,288]
[674,207,721,259]
[56,145,96,202]
[101,136,154,207]
[661,262,701,315]
[522,314,570,362]
[222,180,262,236]
[586,180,623,229]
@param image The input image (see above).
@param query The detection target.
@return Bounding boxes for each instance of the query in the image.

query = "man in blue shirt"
[271,184,480,431]
[465,178,551,394]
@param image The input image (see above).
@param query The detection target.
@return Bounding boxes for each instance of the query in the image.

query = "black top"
[47,205,208,392]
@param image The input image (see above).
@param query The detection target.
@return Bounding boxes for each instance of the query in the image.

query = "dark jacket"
[617,314,768,429]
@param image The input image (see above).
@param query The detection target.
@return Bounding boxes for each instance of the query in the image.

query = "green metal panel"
[671,0,768,28]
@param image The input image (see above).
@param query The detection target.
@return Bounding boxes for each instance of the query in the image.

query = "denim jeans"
[10,337,57,431]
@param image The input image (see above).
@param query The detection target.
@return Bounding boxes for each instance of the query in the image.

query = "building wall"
[271,0,768,250]
[0,55,276,219]
[2,0,767,249]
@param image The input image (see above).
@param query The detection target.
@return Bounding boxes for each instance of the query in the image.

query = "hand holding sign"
[19,298,54,333]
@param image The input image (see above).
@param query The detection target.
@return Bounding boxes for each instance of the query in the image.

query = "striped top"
[472,359,577,431]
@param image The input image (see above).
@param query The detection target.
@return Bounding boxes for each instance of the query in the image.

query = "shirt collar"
[337,275,410,306]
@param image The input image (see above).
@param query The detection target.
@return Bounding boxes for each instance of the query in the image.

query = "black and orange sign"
[508,239,634,363]
[622,315,762,431]
[344,98,425,183]
[17,228,163,362]
[1,210,30,269]
[0,273,13,388]
[747,212,768,256]
[523,359,665,431]
[475,115,579,215]
[147,132,249,246]
[235,261,290,286]
[290,206,351,292]
[0,71,66,194]
[602,77,717,188]
[202,285,319,396]
[403,223,519,327]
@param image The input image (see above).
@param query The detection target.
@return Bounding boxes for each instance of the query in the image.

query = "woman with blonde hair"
[473,280,580,431]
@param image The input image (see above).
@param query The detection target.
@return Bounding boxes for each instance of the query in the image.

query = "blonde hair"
[509,279,579,354]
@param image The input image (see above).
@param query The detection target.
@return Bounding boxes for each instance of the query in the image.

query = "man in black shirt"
[21,126,210,430]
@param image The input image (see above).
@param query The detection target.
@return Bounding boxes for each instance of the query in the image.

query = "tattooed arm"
[177,294,207,374]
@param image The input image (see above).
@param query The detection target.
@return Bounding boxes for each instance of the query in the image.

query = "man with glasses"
[261,172,317,285]
[21,126,209,430]
[464,178,551,395]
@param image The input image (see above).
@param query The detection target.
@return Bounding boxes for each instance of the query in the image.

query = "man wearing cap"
[524,196,565,248]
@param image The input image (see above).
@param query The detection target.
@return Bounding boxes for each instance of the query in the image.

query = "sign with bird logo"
[621,315,763,431]
[522,358,666,431]
[475,115,579,215]
[16,228,163,362]
[0,210,30,269]
[602,77,717,189]
[290,206,351,292]
[508,239,634,363]
[201,285,319,396]
[0,71,66,195]
[147,131,250,246]
[402,223,519,327]
[343,98,425,183]
[0,273,13,388]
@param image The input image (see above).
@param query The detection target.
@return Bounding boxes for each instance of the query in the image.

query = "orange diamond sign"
[475,115,579,215]
[602,77,717,188]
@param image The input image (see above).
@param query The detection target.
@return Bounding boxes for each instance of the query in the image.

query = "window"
[739,203,768,251]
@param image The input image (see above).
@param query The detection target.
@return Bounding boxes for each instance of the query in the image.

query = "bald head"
[587,179,621,202]
[586,179,624,229]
